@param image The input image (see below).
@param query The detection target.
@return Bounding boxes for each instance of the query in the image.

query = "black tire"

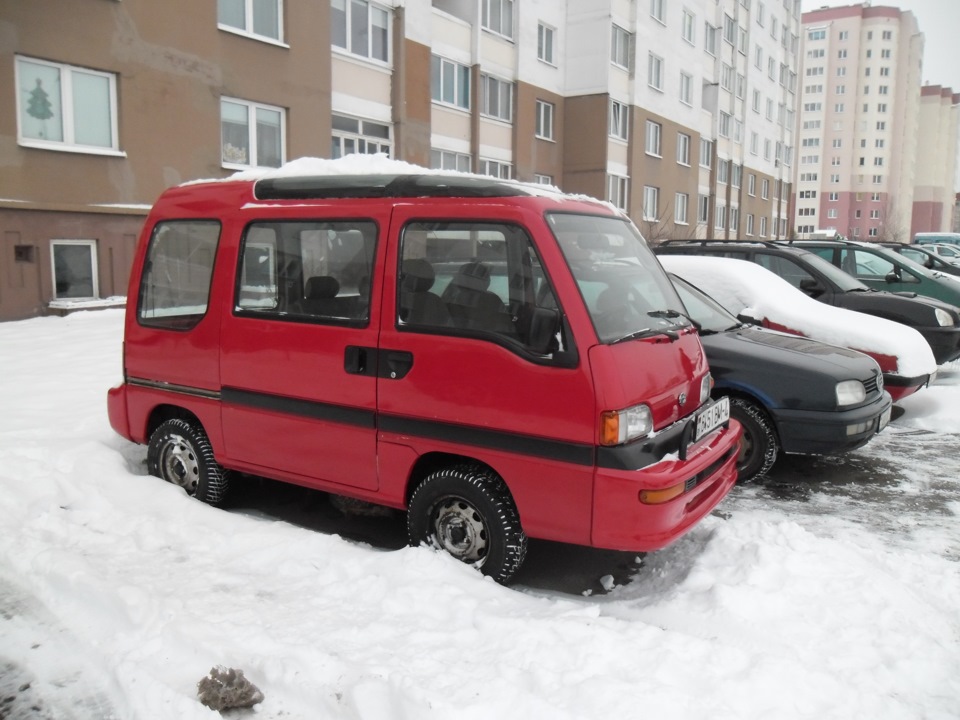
[147,418,229,505]
[730,397,778,482]
[407,464,527,584]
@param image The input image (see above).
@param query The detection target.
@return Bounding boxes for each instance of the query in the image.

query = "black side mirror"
[528,307,561,355]
[885,271,899,284]
[798,277,825,298]
[737,312,761,326]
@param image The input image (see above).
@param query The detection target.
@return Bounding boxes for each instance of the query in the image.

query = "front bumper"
[775,391,893,456]
[919,326,960,365]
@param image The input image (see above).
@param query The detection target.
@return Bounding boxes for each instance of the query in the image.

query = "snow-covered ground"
[1,309,958,720]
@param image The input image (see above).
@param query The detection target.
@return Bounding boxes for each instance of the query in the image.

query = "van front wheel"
[407,465,527,584]
[147,418,229,506]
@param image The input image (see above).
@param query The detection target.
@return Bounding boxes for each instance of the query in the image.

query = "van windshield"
[547,213,691,343]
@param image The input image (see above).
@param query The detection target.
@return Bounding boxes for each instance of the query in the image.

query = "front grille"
[863,373,881,396]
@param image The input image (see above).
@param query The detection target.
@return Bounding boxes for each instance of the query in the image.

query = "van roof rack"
[657,239,783,249]
[254,173,534,201]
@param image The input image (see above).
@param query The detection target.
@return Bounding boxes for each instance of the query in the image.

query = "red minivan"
[107,169,741,583]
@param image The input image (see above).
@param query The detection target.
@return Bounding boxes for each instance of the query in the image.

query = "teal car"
[791,240,960,308]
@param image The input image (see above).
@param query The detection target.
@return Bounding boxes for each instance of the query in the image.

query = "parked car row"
[654,237,960,482]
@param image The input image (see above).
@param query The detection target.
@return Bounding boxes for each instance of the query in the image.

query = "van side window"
[235,220,377,325]
[138,220,221,330]
[399,222,563,357]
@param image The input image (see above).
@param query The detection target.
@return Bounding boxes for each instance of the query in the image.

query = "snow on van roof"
[183,154,619,211]
[659,254,936,378]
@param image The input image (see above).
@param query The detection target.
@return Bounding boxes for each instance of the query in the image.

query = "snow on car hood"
[659,255,936,378]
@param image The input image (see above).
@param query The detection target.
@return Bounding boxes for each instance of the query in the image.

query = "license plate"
[878,405,892,431]
[694,396,730,443]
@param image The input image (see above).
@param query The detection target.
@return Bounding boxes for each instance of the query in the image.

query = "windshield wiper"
[611,327,680,344]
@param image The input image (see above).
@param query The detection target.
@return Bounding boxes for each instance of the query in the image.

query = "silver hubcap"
[432,498,488,565]
[161,434,200,494]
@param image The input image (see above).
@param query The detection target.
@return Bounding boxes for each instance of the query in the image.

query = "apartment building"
[793,3,924,241]
[1,0,801,322]
[912,85,960,237]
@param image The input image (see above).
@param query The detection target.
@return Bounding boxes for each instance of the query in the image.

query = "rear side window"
[138,220,221,330]
[235,220,377,325]
[754,253,816,289]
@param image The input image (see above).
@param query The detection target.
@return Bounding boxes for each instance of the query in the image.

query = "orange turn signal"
[639,482,686,505]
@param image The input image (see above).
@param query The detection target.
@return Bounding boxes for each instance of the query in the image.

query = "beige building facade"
[912,85,960,237]
[1,0,800,321]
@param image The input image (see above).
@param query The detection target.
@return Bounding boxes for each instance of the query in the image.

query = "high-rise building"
[912,85,960,236]
[794,3,924,241]
[1,0,801,321]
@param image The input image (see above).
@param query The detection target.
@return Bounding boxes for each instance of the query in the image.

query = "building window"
[705,24,719,56]
[645,120,662,156]
[682,10,696,44]
[610,100,629,140]
[730,206,739,231]
[611,25,632,69]
[732,164,742,188]
[680,72,694,105]
[759,216,767,237]
[608,174,629,211]
[718,159,730,184]
[221,98,284,168]
[331,114,390,159]
[719,111,732,138]
[538,23,555,64]
[480,159,512,179]
[700,138,713,168]
[677,132,691,165]
[51,240,98,300]
[651,0,666,23]
[748,174,756,196]
[482,0,514,39]
[675,193,689,224]
[746,214,755,235]
[219,0,283,43]
[480,75,513,121]
[15,56,119,153]
[648,53,664,91]
[431,149,471,172]
[331,0,389,62]
[723,14,736,44]
[715,203,726,229]
[534,173,553,185]
[535,100,554,140]
[761,178,769,199]
[698,194,710,223]
[431,56,471,110]
[643,185,659,220]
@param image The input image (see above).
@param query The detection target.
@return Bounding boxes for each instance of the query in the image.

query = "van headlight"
[935,308,955,327]
[836,380,866,407]
[600,404,653,446]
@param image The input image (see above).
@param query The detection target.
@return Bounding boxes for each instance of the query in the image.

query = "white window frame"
[50,239,99,300]
[431,149,472,172]
[610,100,629,141]
[699,138,713,168]
[219,0,285,44]
[15,56,122,155]
[221,97,286,169]
[680,72,694,106]
[535,100,554,141]
[331,114,391,160]
[331,0,390,63]
[643,185,659,221]
[698,194,710,224]
[431,55,471,110]
[677,132,691,166]
[612,24,633,69]
[608,174,630,211]
[651,0,666,24]
[682,10,696,45]
[482,0,514,39]
[480,74,513,122]
[645,120,662,157]
[480,159,513,179]
[648,53,664,91]
[675,192,689,224]
[537,22,556,64]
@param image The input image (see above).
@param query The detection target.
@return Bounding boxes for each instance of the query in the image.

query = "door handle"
[380,350,413,380]
[344,345,377,376]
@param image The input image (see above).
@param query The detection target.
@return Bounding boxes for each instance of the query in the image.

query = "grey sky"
[801,0,960,92]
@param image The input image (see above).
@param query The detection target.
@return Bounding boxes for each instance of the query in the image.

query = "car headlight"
[935,308,955,327]
[600,403,653,445]
[836,380,866,407]
[700,372,713,405]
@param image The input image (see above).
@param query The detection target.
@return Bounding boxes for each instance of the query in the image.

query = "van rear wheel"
[407,465,527,584]
[730,398,778,482]
[147,418,229,505]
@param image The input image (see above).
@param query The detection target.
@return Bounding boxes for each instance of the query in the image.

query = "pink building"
[911,86,960,237]
[794,3,923,242]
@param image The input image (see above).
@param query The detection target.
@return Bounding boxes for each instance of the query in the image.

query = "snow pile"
[659,255,937,378]
[1,311,958,720]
